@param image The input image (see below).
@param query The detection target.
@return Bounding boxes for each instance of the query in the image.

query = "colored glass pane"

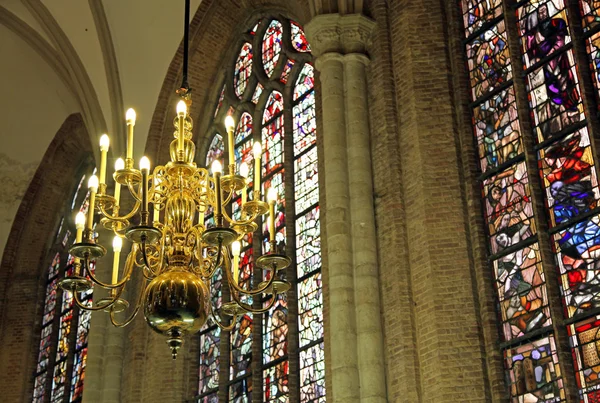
[294,64,314,101]
[199,328,221,394]
[214,85,226,118]
[235,113,253,145]
[517,1,571,70]
[294,147,319,214]
[538,128,600,227]
[62,230,71,247]
[291,22,311,52]
[75,308,92,350]
[296,208,321,279]
[79,189,91,216]
[460,0,503,37]
[69,347,87,402]
[33,373,47,403]
[473,87,523,173]
[199,393,219,403]
[504,335,565,402]
[298,273,324,347]
[493,243,552,341]
[264,91,284,123]
[206,133,225,167]
[281,59,295,84]
[553,214,600,318]
[525,49,584,142]
[49,252,60,279]
[56,310,73,361]
[263,295,288,364]
[262,116,285,177]
[262,20,283,77]
[250,21,260,35]
[230,313,253,380]
[37,324,53,373]
[264,363,289,402]
[252,83,264,104]
[55,218,64,242]
[293,91,317,157]
[581,1,600,31]
[71,175,86,209]
[569,315,600,400]
[229,377,252,402]
[482,162,536,254]
[234,43,253,98]
[51,360,68,403]
[62,289,74,313]
[43,278,58,325]
[586,32,600,110]
[466,21,512,102]
[299,342,326,402]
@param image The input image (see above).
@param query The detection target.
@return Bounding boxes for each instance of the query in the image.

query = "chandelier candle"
[125,108,136,166]
[75,212,85,243]
[113,158,124,206]
[225,115,235,175]
[112,235,122,284]
[86,175,99,233]
[212,160,223,224]
[99,134,110,191]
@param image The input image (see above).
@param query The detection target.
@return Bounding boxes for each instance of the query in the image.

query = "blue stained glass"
[281,59,295,84]
[538,128,600,227]
[553,214,600,317]
[293,91,317,157]
[229,377,252,402]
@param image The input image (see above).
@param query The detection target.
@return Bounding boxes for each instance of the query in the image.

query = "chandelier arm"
[83,251,135,289]
[101,200,142,222]
[126,180,143,203]
[74,285,126,311]
[108,280,147,327]
[140,238,152,270]
[229,286,278,313]
[211,311,238,332]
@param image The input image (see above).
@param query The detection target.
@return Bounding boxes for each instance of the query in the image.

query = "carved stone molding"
[304,13,375,57]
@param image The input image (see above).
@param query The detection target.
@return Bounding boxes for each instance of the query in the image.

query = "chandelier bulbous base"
[59,98,291,359]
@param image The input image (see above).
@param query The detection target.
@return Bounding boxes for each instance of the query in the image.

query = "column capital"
[305,13,376,57]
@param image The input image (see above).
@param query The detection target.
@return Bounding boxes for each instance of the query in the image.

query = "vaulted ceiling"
[0,0,201,258]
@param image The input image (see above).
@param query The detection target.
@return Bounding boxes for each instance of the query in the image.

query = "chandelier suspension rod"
[181,0,191,91]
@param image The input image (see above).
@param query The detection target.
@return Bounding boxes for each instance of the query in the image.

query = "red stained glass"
[234,43,253,98]
[459,0,503,38]
[264,91,284,123]
[291,21,311,52]
[262,20,283,77]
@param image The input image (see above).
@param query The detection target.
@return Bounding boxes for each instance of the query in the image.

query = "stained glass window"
[462,0,600,400]
[33,166,95,403]
[200,17,324,402]
[262,20,283,78]
[234,43,253,99]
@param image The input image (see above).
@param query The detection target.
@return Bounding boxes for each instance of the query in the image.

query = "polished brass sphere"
[144,269,210,357]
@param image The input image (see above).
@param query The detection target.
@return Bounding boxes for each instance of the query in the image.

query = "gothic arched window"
[460,0,600,400]
[198,16,324,403]
[32,166,96,403]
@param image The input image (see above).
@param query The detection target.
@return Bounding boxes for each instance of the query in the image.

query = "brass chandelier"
[59,0,291,359]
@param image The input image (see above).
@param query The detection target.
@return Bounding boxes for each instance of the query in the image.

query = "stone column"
[306,13,386,403]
